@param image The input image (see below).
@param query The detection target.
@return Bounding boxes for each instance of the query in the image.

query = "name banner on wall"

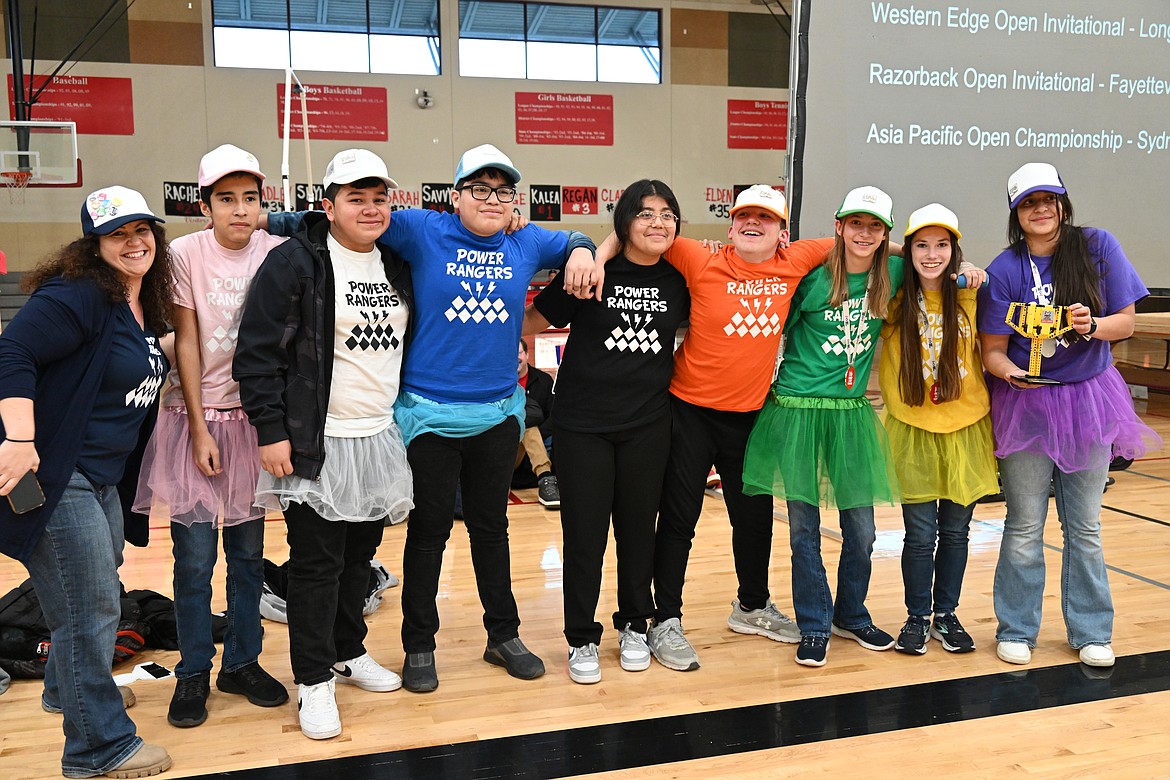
[8,75,134,135]
[277,84,388,141]
[529,185,562,221]
[422,183,455,213]
[727,100,788,150]
[561,186,599,216]
[515,92,614,146]
[162,182,201,217]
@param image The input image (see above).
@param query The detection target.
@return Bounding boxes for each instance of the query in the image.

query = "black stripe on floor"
[1103,503,1170,528]
[184,650,1170,780]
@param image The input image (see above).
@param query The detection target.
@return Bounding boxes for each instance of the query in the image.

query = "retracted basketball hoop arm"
[281,69,314,212]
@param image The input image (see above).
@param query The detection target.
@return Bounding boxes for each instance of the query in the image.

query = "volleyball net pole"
[281,68,314,212]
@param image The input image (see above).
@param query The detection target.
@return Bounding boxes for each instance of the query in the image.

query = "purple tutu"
[989,365,1161,473]
[133,407,264,527]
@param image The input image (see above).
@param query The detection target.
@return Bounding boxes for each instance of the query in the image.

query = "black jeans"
[284,502,385,685]
[654,394,775,623]
[401,418,522,653]
[557,414,671,647]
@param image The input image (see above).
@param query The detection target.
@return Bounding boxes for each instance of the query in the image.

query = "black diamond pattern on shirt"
[345,323,401,351]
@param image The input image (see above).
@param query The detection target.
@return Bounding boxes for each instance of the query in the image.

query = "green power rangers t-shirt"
[773,255,905,399]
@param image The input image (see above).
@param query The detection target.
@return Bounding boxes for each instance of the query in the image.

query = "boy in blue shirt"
[267,143,595,692]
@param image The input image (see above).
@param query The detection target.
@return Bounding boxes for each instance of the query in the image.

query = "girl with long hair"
[879,204,997,655]
[742,186,902,668]
[979,163,1160,668]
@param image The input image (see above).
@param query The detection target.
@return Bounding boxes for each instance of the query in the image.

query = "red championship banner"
[277,83,388,141]
[727,99,788,150]
[8,75,134,135]
[515,92,614,146]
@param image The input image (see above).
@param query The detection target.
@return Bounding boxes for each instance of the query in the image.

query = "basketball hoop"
[2,170,31,205]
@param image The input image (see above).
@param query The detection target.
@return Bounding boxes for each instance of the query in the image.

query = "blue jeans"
[26,471,142,777]
[901,500,973,617]
[787,500,876,637]
[993,450,1113,649]
[171,517,265,679]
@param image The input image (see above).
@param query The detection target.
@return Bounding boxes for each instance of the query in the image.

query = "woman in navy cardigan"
[0,186,174,779]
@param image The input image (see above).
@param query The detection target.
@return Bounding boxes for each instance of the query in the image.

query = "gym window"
[211,0,442,75]
[457,1,661,83]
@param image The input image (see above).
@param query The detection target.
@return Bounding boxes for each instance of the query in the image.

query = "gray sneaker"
[647,617,700,671]
[727,599,801,643]
[567,643,601,684]
[618,624,651,671]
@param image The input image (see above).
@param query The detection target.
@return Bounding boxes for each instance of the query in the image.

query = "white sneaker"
[333,652,403,692]
[618,624,651,672]
[996,640,1032,665]
[1079,644,1115,667]
[568,644,601,684]
[297,679,341,740]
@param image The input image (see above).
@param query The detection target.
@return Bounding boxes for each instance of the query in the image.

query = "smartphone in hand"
[7,471,46,514]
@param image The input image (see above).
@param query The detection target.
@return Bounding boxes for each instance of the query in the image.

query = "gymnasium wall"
[0,0,790,271]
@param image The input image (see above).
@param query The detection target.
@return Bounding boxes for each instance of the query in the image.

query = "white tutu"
[256,423,413,523]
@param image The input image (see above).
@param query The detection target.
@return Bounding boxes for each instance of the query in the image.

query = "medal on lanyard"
[841,294,867,390]
[918,290,942,404]
[1028,250,1059,358]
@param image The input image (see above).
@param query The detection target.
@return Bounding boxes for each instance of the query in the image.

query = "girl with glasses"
[523,180,690,684]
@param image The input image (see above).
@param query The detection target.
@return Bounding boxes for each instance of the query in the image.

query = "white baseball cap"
[454,144,522,187]
[1006,162,1065,209]
[198,144,265,188]
[81,186,164,236]
[836,186,894,228]
[730,184,787,221]
[322,149,399,190]
[904,203,962,241]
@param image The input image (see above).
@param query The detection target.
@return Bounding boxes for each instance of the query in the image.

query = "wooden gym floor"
[1,399,1168,779]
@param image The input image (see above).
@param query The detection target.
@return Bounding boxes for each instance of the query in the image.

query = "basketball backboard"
[0,120,81,187]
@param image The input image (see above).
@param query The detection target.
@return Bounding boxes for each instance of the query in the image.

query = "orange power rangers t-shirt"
[665,235,833,412]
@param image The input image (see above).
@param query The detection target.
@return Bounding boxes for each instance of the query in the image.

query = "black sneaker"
[930,612,976,653]
[216,661,289,707]
[831,622,895,651]
[402,651,438,693]
[795,635,829,667]
[895,615,930,655]
[168,671,210,728]
[484,637,546,679]
[537,474,561,508]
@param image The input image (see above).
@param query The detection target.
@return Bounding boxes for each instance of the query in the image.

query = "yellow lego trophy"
[1005,302,1075,382]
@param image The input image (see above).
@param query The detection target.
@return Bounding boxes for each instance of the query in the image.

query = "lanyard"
[1026,249,1050,305]
[916,290,938,382]
[840,293,868,366]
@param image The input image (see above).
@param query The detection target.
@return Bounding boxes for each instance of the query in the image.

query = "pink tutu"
[133,407,263,527]
[989,365,1161,473]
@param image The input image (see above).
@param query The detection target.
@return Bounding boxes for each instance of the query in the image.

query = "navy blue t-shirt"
[76,304,166,485]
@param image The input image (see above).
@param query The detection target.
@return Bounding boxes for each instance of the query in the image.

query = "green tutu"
[743,393,900,509]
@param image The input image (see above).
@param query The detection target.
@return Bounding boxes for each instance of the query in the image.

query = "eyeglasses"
[634,210,678,225]
[461,184,517,203]
[1017,193,1058,211]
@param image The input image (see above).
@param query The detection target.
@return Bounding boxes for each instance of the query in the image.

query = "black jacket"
[523,365,555,439]
[233,213,414,480]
